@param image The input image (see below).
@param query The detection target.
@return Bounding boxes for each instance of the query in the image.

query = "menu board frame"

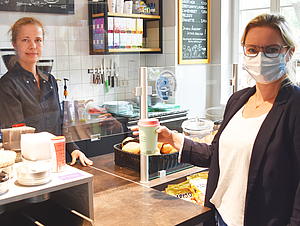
[0,0,74,14]
[178,0,210,64]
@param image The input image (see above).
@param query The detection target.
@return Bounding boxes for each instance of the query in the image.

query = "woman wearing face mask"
[0,17,93,166]
[133,14,300,225]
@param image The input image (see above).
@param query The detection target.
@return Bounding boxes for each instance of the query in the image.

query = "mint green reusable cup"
[138,118,160,155]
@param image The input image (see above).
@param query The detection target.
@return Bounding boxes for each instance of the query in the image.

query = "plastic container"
[181,117,214,139]
[16,162,51,186]
[0,171,9,195]
[205,105,225,121]
[1,125,36,150]
[108,0,116,13]
[0,164,14,179]
[124,0,133,14]
[50,136,66,173]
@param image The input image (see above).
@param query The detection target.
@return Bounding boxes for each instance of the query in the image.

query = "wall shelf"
[92,12,161,20]
[88,0,162,55]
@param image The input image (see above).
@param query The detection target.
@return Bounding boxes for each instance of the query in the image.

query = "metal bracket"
[134,86,142,97]
[90,133,101,142]
[148,86,152,95]
[134,86,152,96]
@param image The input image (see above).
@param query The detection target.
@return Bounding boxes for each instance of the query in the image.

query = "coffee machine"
[0,48,54,73]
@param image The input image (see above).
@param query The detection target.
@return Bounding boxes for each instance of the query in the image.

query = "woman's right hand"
[131,125,174,144]
[156,125,173,144]
[131,125,183,151]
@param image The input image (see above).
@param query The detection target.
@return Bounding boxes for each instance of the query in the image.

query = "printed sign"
[58,172,84,181]
[178,0,210,64]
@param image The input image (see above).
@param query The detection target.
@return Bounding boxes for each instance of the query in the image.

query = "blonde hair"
[241,14,297,85]
[7,17,45,69]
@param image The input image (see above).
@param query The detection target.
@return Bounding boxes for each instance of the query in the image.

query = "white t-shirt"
[210,106,267,226]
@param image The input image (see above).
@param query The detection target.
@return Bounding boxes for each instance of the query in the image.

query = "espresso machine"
[0,48,54,73]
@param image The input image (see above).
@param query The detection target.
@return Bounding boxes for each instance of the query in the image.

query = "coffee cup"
[138,118,160,155]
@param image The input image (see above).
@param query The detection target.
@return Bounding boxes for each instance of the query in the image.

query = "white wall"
[145,0,230,118]
[0,0,143,106]
[0,0,231,119]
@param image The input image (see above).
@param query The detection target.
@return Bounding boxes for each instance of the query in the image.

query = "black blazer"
[181,82,300,226]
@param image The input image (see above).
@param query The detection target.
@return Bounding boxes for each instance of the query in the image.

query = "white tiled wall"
[0,0,180,114]
[0,22,145,106]
[0,0,226,122]
[0,20,176,107]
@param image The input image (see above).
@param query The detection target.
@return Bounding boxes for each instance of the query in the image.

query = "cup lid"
[51,136,65,141]
[138,118,160,127]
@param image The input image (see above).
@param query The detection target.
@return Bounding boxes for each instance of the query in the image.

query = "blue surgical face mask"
[242,52,286,84]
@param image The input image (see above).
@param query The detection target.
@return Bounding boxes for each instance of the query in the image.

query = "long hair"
[241,14,297,86]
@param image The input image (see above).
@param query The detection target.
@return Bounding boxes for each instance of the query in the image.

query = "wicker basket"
[114,143,190,174]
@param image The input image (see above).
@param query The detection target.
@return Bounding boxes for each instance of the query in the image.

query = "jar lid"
[181,117,213,131]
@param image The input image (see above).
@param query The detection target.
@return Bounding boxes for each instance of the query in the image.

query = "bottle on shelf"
[108,17,114,49]
[124,0,133,14]
[133,0,140,14]
[120,18,126,49]
[126,18,132,49]
[113,17,120,49]
[136,18,143,48]
[116,0,124,13]
[131,18,137,49]
[108,0,116,13]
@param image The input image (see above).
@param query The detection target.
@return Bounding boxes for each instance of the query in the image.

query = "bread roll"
[204,134,214,144]
[122,142,140,154]
[122,137,139,147]
[157,142,164,152]
[212,130,218,135]
[0,149,16,168]
[161,144,178,154]
[155,147,161,155]
[191,137,204,143]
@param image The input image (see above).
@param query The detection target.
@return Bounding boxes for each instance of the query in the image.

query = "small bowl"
[0,164,14,179]
[0,172,9,195]
[24,193,51,203]
[0,181,9,195]
[15,163,51,186]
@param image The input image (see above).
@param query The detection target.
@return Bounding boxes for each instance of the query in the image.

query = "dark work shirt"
[0,62,78,154]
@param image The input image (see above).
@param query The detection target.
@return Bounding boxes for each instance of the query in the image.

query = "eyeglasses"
[242,44,289,58]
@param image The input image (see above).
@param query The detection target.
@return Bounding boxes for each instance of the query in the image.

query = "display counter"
[0,164,94,225]
[74,153,213,226]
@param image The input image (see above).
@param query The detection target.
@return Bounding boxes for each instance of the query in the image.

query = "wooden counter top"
[73,153,212,226]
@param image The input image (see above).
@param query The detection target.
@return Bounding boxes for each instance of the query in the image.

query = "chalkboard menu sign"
[178,0,210,64]
[0,0,74,14]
